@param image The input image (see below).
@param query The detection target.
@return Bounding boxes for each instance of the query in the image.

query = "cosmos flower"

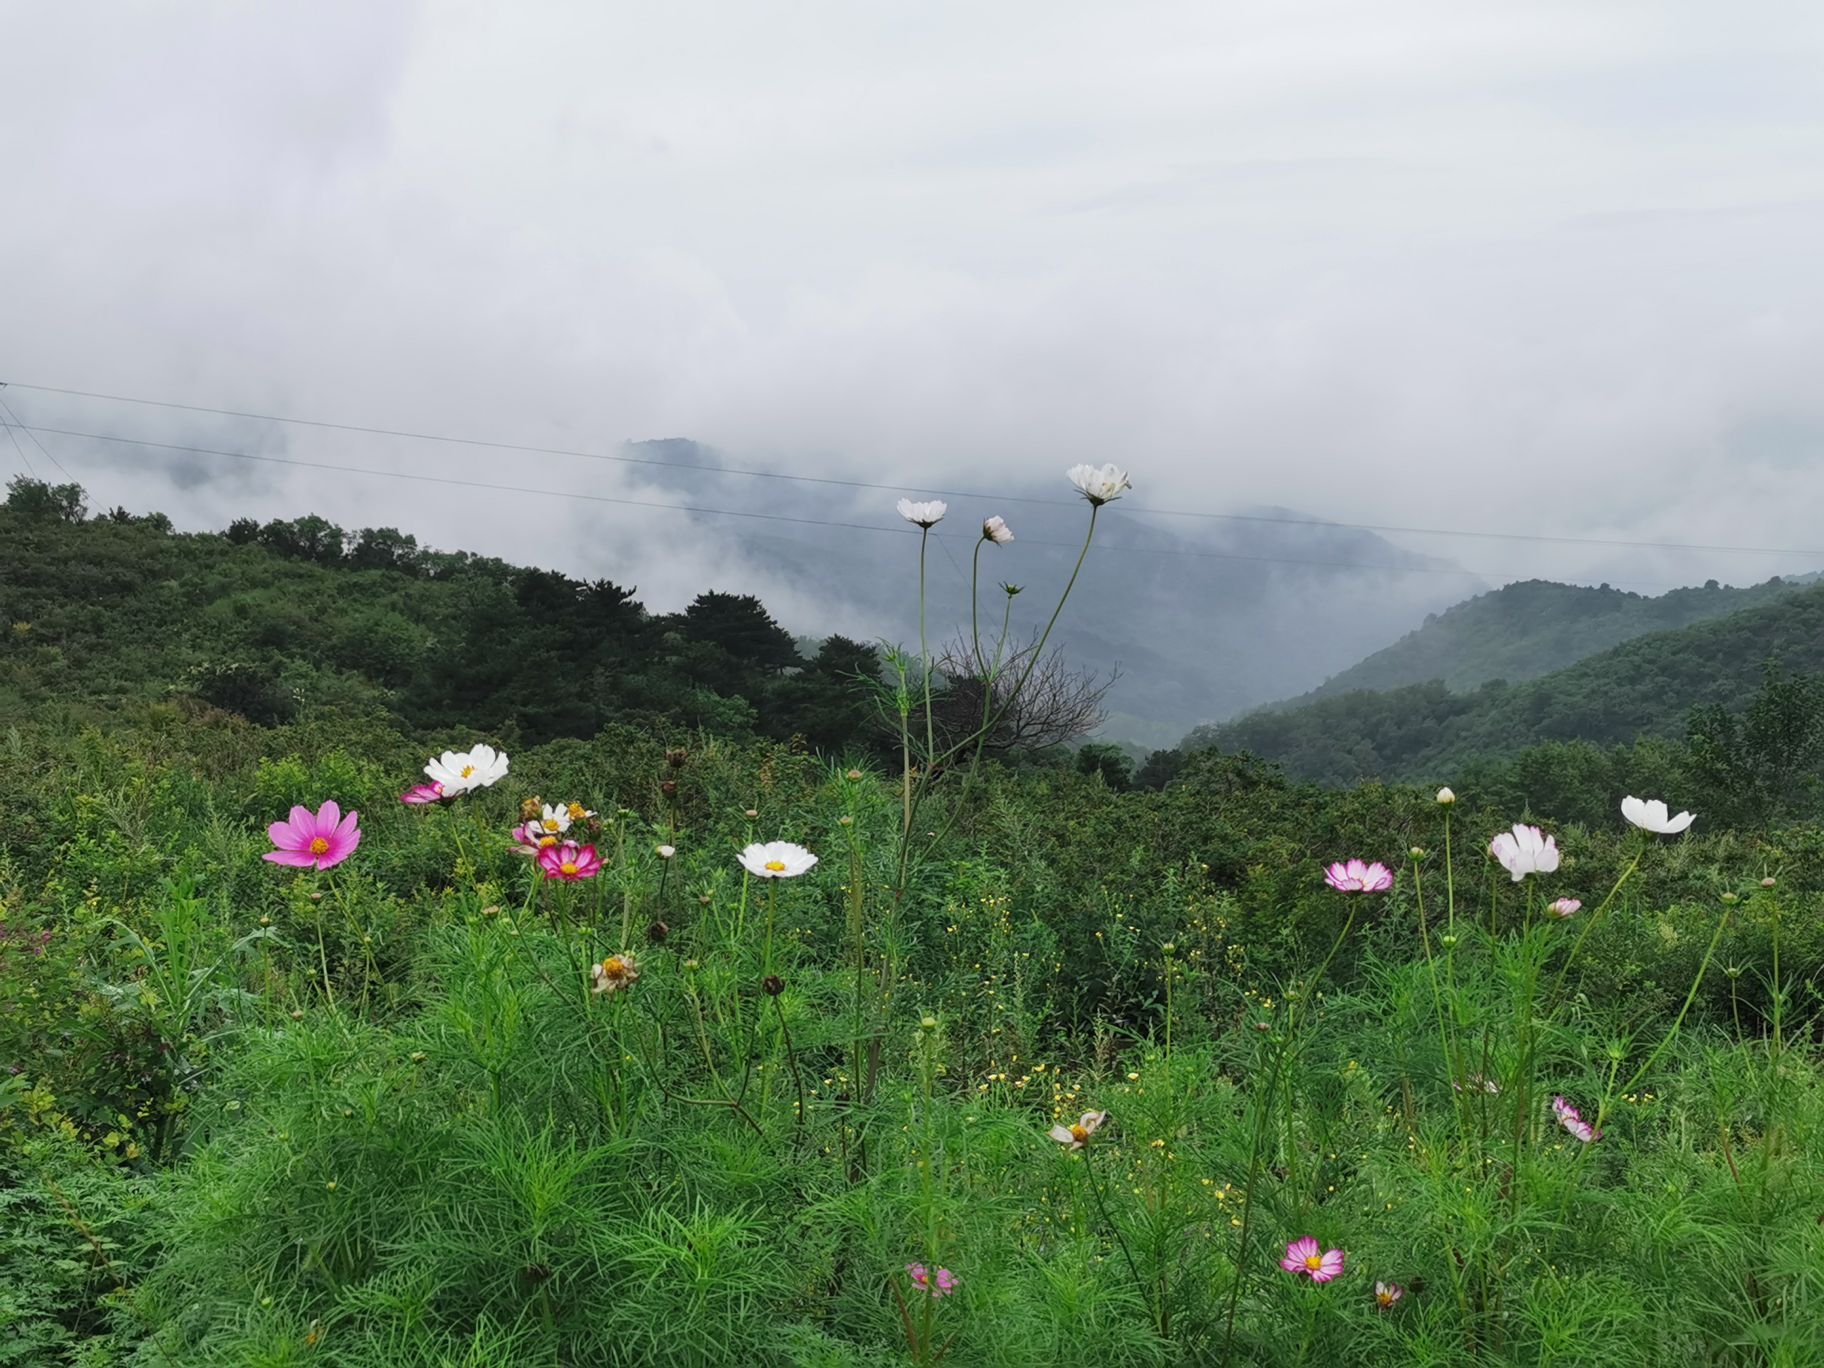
[1374,1281,1405,1310]
[509,822,562,857]
[906,1263,958,1298]
[1280,1237,1345,1283]
[655,844,676,859]
[1453,1073,1500,1095]
[981,516,1014,545]
[537,842,602,882]
[1489,824,1560,882]
[1544,898,1582,920]
[423,743,509,796]
[1621,796,1695,835]
[896,498,948,528]
[591,951,639,995]
[264,801,360,871]
[1324,859,1394,893]
[398,782,446,806]
[527,803,572,838]
[737,841,818,879]
[1065,463,1132,505]
[1047,1110,1108,1151]
[1552,1095,1602,1143]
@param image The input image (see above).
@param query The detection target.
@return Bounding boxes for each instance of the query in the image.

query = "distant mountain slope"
[1187,584,1824,784]
[1302,576,1810,701]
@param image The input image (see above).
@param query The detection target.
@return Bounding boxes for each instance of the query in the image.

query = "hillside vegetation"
[1301,576,1810,699]
[1187,583,1824,790]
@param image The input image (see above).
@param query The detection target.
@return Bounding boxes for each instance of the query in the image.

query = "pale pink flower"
[1489,824,1560,882]
[1544,898,1581,920]
[398,782,446,806]
[1324,859,1394,893]
[1374,1281,1405,1310]
[1621,796,1695,835]
[538,842,603,882]
[1047,1110,1108,1151]
[511,822,561,858]
[981,516,1014,545]
[1280,1236,1345,1283]
[264,802,360,871]
[906,1263,958,1298]
[1552,1095,1602,1143]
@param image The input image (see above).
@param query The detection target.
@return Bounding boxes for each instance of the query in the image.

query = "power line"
[0,390,77,482]
[4,378,1816,561]
[17,421,1507,578]
[0,400,37,479]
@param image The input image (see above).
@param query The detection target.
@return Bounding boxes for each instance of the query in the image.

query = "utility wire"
[0,394,76,483]
[4,379,1817,560]
[0,399,38,479]
[18,421,1505,578]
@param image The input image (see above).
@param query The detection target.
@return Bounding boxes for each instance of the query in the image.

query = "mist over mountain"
[620,440,1474,745]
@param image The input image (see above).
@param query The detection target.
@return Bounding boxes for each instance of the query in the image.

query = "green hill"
[1188,582,1824,786]
[1301,576,1810,701]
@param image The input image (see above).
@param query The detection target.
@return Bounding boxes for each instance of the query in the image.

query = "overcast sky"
[4,0,1824,615]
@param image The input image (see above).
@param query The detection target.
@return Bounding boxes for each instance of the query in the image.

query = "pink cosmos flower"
[511,822,562,858]
[537,842,602,882]
[1324,859,1394,893]
[1374,1281,1405,1310]
[906,1263,958,1298]
[264,802,360,871]
[1544,898,1581,920]
[398,782,446,806]
[1280,1236,1345,1283]
[1552,1095,1602,1143]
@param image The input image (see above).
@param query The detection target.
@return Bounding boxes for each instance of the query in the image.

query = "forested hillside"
[0,478,880,752]
[1187,583,1824,789]
[1299,576,1809,700]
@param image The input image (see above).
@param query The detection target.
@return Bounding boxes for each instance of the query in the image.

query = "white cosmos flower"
[896,498,948,528]
[527,803,572,837]
[655,844,676,859]
[737,840,819,879]
[1489,823,1560,882]
[1621,795,1695,835]
[1065,463,1132,505]
[423,743,510,795]
[982,515,1014,545]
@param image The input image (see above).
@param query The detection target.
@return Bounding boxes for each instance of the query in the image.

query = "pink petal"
[268,820,306,850]
[288,805,315,833]
[264,849,317,867]
[316,800,341,834]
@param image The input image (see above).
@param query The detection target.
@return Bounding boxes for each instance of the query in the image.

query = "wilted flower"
[1552,1095,1602,1143]
[1048,1110,1107,1151]
[591,951,639,995]
[738,841,818,879]
[665,747,689,768]
[763,974,785,996]
[1374,1281,1405,1310]
[264,802,360,871]
[896,498,948,528]
[981,516,1014,545]
[1621,796,1695,835]
[1280,1237,1345,1283]
[646,920,670,944]
[1544,898,1582,920]
[906,1263,958,1298]
[1453,1073,1500,1095]
[566,802,596,822]
[520,797,543,821]
[1324,859,1394,893]
[538,842,603,882]
[1436,787,1456,805]
[398,782,445,806]
[1065,463,1132,506]
[1489,824,1560,882]
[423,744,509,796]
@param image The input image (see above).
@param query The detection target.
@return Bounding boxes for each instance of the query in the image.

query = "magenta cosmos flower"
[537,841,602,882]
[1324,859,1393,893]
[1281,1236,1345,1283]
[398,782,446,806]
[1552,1095,1602,1143]
[906,1263,958,1298]
[265,801,360,871]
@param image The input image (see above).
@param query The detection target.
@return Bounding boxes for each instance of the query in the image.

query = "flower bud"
[1761,876,1777,888]
[684,958,700,971]
[1436,787,1456,805]
[290,1009,305,1020]
[763,975,785,996]
[1409,846,1425,860]
[666,748,689,768]
[1720,891,1739,904]
[655,844,675,859]
[846,769,864,782]
[259,915,272,927]
[1440,934,1458,948]
[660,780,678,798]
[521,797,543,821]
[920,1015,939,1031]
[838,815,853,827]
[744,808,758,820]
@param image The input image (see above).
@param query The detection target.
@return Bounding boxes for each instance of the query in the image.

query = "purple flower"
[1324,859,1394,893]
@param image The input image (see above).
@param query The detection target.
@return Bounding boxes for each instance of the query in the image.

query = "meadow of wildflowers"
[2,464,1823,1365]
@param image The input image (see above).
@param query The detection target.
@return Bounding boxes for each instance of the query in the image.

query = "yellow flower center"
[538,836,557,848]
[1069,1124,1089,1144]
[542,818,560,831]
[765,860,787,872]
[560,862,579,876]
[460,764,476,778]
[602,957,624,975]
[1377,1290,1394,1306]
[1304,1254,1324,1271]
[309,837,330,855]
[567,803,586,819]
